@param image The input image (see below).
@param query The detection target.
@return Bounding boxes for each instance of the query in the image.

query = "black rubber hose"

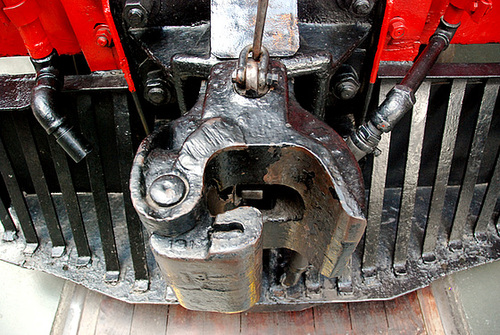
[31,52,91,163]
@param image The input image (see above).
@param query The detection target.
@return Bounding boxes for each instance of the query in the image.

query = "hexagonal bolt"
[389,17,407,40]
[127,8,146,27]
[149,175,186,207]
[334,70,360,100]
[123,0,152,28]
[145,81,171,105]
[95,24,113,47]
[144,71,173,105]
[352,0,372,16]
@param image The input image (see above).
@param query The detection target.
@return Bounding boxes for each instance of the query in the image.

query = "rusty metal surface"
[211,0,299,58]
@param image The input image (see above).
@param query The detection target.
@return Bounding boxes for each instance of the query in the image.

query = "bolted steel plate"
[211,0,299,59]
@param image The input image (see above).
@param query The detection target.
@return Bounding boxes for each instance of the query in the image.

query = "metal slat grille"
[449,79,500,250]
[0,72,499,306]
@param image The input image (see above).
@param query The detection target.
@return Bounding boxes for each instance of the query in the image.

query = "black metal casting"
[130,60,367,312]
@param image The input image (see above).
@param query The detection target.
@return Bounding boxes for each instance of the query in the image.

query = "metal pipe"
[347,17,460,161]
[31,52,92,163]
[252,0,269,60]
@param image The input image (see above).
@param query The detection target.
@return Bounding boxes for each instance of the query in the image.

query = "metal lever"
[252,0,269,61]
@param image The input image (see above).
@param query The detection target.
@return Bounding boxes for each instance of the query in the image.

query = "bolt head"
[352,0,371,16]
[128,8,145,27]
[149,175,186,207]
[335,77,360,100]
[147,87,167,104]
[95,25,112,47]
[389,17,407,40]
[96,36,109,47]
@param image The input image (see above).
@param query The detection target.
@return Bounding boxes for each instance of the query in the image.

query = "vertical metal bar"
[112,93,149,290]
[0,182,17,241]
[77,94,120,282]
[422,79,467,262]
[449,79,500,250]
[474,148,500,240]
[252,0,269,60]
[393,81,431,275]
[14,114,66,257]
[337,256,353,294]
[47,136,91,265]
[0,134,38,251]
[362,80,395,277]
[311,73,330,120]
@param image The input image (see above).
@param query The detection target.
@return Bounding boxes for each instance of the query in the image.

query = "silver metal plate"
[211,0,299,58]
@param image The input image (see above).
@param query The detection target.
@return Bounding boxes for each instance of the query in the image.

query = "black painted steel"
[77,95,120,281]
[422,79,466,262]
[0,181,17,241]
[449,80,500,250]
[393,81,431,275]
[475,147,500,239]
[47,136,91,261]
[112,93,149,286]
[13,113,66,254]
[362,80,394,276]
[0,134,38,246]
[31,52,92,163]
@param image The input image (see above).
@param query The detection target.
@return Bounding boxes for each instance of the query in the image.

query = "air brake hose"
[347,17,460,161]
[31,52,92,163]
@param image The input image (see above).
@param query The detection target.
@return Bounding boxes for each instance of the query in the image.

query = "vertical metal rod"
[77,95,120,282]
[0,182,17,241]
[474,148,500,240]
[449,79,499,250]
[14,113,66,257]
[47,136,91,264]
[113,93,150,289]
[252,0,269,60]
[131,91,150,135]
[393,81,431,275]
[311,73,330,120]
[362,80,395,277]
[0,133,38,249]
[422,79,466,262]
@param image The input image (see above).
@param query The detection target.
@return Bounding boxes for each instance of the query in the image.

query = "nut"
[352,0,372,16]
[95,24,113,47]
[389,17,407,40]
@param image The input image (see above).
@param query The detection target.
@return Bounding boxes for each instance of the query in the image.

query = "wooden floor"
[51,282,452,335]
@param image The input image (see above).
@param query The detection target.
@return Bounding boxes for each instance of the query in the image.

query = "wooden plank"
[78,289,104,335]
[166,305,240,335]
[240,309,315,335]
[94,297,134,335]
[130,304,168,335]
[313,303,352,335]
[51,281,77,335]
[384,292,425,334]
[417,287,445,335]
[349,301,388,334]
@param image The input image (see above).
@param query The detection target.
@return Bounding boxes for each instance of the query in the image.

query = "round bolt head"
[149,175,186,207]
[96,36,109,47]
